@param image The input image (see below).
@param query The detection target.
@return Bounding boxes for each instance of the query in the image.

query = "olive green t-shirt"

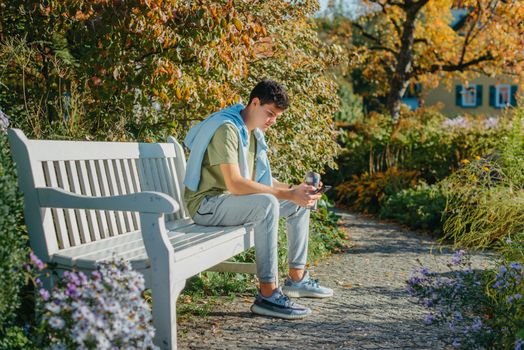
[184,123,256,217]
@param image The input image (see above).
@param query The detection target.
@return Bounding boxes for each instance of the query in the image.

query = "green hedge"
[0,130,32,348]
[379,183,446,234]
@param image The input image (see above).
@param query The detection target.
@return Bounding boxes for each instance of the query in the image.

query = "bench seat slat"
[51,223,251,275]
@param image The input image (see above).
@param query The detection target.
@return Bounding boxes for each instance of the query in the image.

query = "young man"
[183,79,333,319]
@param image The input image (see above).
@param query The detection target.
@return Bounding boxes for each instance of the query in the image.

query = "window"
[456,84,482,108]
[489,84,518,109]
[401,82,421,110]
[461,86,477,107]
[495,85,511,108]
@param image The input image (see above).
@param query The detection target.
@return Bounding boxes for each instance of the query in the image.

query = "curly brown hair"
[248,79,290,110]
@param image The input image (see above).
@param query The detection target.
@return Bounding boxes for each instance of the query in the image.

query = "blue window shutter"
[455,85,462,107]
[476,85,483,107]
[511,85,518,107]
[489,86,496,107]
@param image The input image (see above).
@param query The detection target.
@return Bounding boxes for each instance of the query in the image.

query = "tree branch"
[427,52,495,74]
[369,46,398,55]
[352,22,384,46]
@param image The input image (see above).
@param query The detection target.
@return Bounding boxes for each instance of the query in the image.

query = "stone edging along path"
[177,210,496,349]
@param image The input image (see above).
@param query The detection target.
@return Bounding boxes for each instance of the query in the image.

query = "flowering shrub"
[332,108,508,186]
[441,110,524,248]
[335,167,419,213]
[27,252,158,350]
[407,250,523,349]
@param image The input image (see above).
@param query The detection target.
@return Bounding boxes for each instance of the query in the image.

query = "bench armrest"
[36,187,180,214]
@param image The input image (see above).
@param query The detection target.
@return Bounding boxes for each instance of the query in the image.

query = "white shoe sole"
[282,288,334,298]
[250,304,312,319]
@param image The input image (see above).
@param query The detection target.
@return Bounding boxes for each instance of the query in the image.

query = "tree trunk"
[386,0,429,122]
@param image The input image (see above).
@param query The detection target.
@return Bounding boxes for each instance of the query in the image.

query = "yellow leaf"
[233,18,243,32]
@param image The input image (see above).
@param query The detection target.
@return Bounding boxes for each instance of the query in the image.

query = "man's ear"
[251,97,260,107]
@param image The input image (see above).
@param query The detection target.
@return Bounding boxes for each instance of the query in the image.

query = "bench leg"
[140,212,182,350]
[151,278,186,350]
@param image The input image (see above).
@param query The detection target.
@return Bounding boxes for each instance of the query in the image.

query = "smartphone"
[314,184,332,194]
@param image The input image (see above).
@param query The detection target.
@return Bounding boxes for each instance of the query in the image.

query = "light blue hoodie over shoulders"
[183,103,272,191]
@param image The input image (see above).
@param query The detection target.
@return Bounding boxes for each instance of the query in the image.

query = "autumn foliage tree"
[0,0,342,181]
[323,0,524,121]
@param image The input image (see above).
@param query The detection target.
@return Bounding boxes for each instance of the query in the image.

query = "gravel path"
[177,210,497,349]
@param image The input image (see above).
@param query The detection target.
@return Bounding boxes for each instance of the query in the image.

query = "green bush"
[441,109,524,248]
[333,80,365,125]
[0,131,32,348]
[330,107,510,186]
[498,232,524,266]
[335,167,419,214]
[380,183,446,233]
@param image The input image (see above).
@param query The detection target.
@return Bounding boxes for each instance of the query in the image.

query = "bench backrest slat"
[85,159,111,240]
[8,129,189,258]
[76,160,101,242]
[65,160,92,244]
[42,161,71,249]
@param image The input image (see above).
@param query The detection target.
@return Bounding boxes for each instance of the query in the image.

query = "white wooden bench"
[7,128,257,350]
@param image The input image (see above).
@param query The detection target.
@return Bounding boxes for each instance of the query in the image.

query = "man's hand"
[290,183,322,207]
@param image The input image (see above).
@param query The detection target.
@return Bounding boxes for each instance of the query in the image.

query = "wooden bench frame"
[8,128,257,350]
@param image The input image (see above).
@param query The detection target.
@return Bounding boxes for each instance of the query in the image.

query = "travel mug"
[305,171,321,210]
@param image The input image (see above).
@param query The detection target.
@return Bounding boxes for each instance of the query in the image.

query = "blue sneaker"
[250,288,312,319]
[282,270,334,298]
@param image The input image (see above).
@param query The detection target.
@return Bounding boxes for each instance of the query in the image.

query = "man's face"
[250,98,285,132]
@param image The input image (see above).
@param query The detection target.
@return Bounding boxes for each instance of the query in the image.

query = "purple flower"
[423,299,434,307]
[420,267,431,276]
[516,338,523,350]
[471,317,483,332]
[510,262,522,271]
[452,338,461,348]
[39,288,50,301]
[78,272,88,285]
[64,271,81,286]
[424,313,435,324]
[48,316,65,330]
[484,117,499,129]
[507,293,522,303]
[30,251,45,270]
[65,282,78,298]
[451,250,466,265]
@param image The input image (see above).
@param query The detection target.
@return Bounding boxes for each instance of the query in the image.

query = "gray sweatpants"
[192,193,310,283]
